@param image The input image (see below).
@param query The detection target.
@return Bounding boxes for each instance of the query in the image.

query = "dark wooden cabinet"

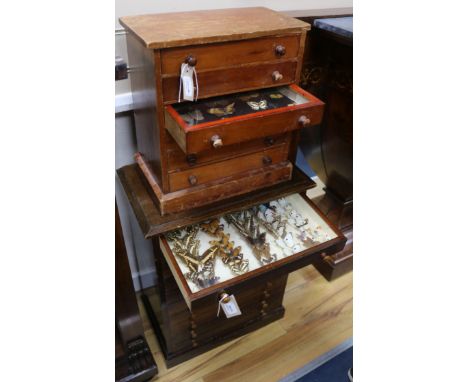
[115,203,157,381]
[117,8,348,368]
[298,16,353,280]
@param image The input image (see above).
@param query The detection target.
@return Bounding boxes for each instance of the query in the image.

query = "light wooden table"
[139,266,353,382]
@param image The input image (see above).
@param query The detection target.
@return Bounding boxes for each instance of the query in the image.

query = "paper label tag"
[180,64,194,101]
[217,294,242,318]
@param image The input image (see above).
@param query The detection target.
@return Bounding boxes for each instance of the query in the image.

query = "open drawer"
[159,193,346,310]
[164,84,325,155]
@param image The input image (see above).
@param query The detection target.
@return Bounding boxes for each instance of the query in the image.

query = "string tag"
[178,63,199,102]
[217,294,242,318]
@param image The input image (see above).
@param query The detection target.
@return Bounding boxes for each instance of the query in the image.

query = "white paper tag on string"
[180,63,194,101]
[217,294,242,318]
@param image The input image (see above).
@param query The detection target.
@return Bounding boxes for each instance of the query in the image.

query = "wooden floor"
[138,266,353,382]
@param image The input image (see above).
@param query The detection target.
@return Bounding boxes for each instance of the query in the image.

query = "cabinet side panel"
[126,33,162,186]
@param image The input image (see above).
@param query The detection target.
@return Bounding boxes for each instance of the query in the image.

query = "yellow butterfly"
[207,102,235,117]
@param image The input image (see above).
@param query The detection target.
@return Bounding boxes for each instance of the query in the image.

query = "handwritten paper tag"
[217,294,242,318]
[180,63,194,101]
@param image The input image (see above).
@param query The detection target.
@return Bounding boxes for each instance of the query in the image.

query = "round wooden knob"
[298,115,311,127]
[262,301,268,308]
[185,55,197,66]
[272,71,283,81]
[263,156,272,165]
[188,175,198,186]
[264,136,275,146]
[192,340,198,347]
[263,291,270,298]
[186,154,197,166]
[275,45,286,56]
[211,135,223,148]
[191,330,197,338]
[191,322,197,329]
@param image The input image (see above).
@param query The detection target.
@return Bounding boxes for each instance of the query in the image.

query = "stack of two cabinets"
[120,8,347,367]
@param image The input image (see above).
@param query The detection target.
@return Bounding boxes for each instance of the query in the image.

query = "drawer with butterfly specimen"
[164,84,324,155]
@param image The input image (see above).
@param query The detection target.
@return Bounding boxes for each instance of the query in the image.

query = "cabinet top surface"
[119,7,310,49]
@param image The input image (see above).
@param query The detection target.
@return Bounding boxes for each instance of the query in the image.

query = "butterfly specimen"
[166,226,220,289]
[246,100,268,110]
[180,109,205,124]
[200,219,249,275]
[269,93,284,99]
[207,102,235,117]
[225,210,276,265]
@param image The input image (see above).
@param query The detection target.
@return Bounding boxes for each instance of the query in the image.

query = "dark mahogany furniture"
[116,203,157,381]
[298,16,353,280]
[118,8,347,367]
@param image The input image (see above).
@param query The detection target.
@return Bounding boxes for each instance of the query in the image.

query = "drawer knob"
[264,136,275,146]
[219,292,231,303]
[211,135,223,148]
[186,154,197,166]
[188,175,198,186]
[298,115,311,127]
[191,330,197,338]
[185,55,197,67]
[272,71,283,82]
[275,45,286,56]
[263,156,272,165]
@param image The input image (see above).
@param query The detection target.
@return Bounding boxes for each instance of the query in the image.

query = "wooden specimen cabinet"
[118,7,347,367]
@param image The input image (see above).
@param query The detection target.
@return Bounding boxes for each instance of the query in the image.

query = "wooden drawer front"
[166,133,290,172]
[165,85,324,154]
[162,60,296,103]
[189,277,287,342]
[160,35,301,76]
[159,193,346,310]
[168,145,289,192]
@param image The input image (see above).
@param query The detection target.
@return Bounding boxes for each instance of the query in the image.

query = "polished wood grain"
[120,7,310,49]
[162,60,297,103]
[117,163,316,238]
[139,266,352,381]
[160,35,301,76]
[167,144,288,192]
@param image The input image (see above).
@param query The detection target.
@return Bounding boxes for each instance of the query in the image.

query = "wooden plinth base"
[310,191,353,281]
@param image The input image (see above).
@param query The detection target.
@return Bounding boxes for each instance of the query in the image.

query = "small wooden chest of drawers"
[120,7,324,215]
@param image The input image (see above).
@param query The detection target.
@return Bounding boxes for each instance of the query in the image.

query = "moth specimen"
[207,102,235,117]
[166,226,219,289]
[200,219,249,275]
[225,210,276,265]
